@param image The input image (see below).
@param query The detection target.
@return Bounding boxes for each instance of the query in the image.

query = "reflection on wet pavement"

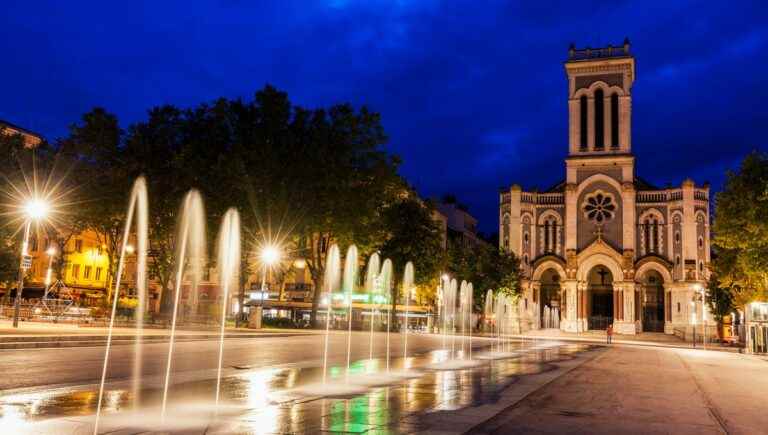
[1,341,597,434]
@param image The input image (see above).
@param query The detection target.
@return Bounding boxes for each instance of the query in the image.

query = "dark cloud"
[1,0,766,232]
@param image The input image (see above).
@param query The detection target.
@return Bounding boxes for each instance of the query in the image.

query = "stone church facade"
[499,41,710,335]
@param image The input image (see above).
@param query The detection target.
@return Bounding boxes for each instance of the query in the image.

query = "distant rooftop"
[567,38,631,61]
[0,119,44,147]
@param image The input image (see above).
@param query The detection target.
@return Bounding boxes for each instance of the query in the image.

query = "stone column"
[587,97,595,150]
[561,279,579,332]
[681,179,696,269]
[530,281,541,330]
[663,283,674,334]
[621,182,636,255]
[578,281,588,332]
[604,94,612,148]
[568,98,579,154]
[509,185,522,257]
[619,95,631,152]
[565,183,577,251]
[614,282,638,334]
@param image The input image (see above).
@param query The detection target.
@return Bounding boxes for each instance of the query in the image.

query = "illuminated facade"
[0,119,42,148]
[499,41,711,335]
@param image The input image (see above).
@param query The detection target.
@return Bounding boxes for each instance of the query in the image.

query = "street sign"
[21,255,32,270]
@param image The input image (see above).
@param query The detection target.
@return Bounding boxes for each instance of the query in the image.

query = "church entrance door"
[641,270,665,332]
[539,268,562,329]
[587,266,613,330]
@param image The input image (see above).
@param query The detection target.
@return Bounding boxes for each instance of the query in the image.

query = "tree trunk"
[310,275,322,328]
[717,320,724,342]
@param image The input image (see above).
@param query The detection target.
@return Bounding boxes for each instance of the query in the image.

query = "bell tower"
[565,38,636,156]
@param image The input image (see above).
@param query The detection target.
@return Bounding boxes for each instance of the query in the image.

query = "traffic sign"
[21,255,32,269]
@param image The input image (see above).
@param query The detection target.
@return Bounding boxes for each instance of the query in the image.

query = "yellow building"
[26,229,110,301]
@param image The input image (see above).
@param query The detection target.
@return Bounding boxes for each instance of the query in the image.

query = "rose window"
[583,191,616,224]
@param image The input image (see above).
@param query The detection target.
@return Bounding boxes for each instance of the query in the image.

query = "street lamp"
[43,247,56,297]
[690,300,697,348]
[258,245,281,306]
[13,198,50,327]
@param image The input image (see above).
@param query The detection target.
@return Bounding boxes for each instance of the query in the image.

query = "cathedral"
[499,40,710,335]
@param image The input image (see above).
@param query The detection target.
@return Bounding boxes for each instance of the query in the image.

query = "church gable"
[577,180,623,253]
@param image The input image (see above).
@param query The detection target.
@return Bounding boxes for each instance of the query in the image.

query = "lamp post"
[259,245,280,308]
[690,300,697,348]
[13,199,49,327]
[43,247,56,299]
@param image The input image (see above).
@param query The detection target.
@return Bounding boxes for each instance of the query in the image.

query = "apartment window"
[84,265,92,279]
[95,267,102,281]
[75,239,83,253]
[72,264,80,279]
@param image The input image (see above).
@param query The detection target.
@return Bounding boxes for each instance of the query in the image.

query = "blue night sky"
[2,1,766,233]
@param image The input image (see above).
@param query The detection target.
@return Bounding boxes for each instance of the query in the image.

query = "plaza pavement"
[0,326,766,434]
[467,344,768,435]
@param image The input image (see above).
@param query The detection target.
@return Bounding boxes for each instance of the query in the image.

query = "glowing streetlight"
[24,199,50,220]
[13,198,51,328]
[260,245,280,265]
[258,245,281,306]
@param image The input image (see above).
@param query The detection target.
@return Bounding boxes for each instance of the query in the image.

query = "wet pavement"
[0,334,599,434]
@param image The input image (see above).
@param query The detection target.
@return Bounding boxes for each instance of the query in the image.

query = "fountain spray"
[93,177,148,435]
[214,208,240,412]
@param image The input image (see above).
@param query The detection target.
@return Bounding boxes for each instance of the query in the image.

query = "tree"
[378,196,445,325]
[447,241,522,311]
[59,108,130,302]
[705,274,735,340]
[216,86,400,327]
[0,226,19,304]
[712,151,768,307]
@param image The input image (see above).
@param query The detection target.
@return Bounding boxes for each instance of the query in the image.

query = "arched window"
[579,95,588,150]
[610,93,619,147]
[594,89,604,149]
[541,216,558,254]
[643,218,651,254]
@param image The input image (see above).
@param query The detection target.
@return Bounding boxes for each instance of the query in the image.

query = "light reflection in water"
[0,343,595,434]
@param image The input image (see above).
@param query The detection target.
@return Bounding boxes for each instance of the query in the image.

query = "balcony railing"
[536,193,564,205]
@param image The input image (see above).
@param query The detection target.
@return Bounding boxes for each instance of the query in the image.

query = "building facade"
[499,41,710,335]
[434,198,490,249]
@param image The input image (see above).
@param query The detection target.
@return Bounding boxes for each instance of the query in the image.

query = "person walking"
[606,323,614,344]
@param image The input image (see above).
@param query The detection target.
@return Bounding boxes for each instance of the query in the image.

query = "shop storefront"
[746,302,768,354]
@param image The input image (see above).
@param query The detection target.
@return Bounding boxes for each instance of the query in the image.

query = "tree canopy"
[712,151,768,306]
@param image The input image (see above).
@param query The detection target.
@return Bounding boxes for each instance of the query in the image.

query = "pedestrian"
[606,323,613,344]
